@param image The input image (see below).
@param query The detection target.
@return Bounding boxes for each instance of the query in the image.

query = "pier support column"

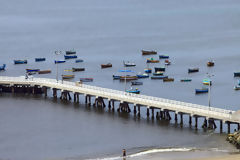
[43,87,47,98]
[189,115,192,126]
[227,122,231,134]
[137,105,140,116]
[220,120,223,133]
[202,118,208,129]
[53,88,57,98]
[238,123,240,131]
[85,95,88,104]
[134,105,137,115]
[11,86,15,93]
[146,107,150,117]
[112,100,115,111]
[180,113,183,127]
[175,113,178,123]
[151,108,154,119]
[160,110,163,119]
[88,96,91,106]
[195,116,198,129]
[108,99,111,109]
[156,111,160,120]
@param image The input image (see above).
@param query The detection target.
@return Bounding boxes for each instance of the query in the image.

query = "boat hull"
[64,55,78,59]
[0,64,6,70]
[38,70,51,74]
[188,68,199,73]
[35,58,46,62]
[159,55,169,59]
[66,51,76,55]
[131,81,143,85]
[55,60,66,64]
[142,50,157,55]
[72,68,85,72]
[101,64,112,68]
[14,60,27,64]
[195,89,208,94]
[151,76,168,79]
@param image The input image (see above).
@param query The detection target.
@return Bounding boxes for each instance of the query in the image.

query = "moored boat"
[163,78,174,82]
[101,63,112,68]
[147,58,159,63]
[75,59,84,63]
[131,81,143,85]
[113,75,121,80]
[234,85,240,90]
[155,67,165,72]
[144,68,152,73]
[35,58,46,62]
[202,79,212,85]
[165,59,171,65]
[188,68,199,73]
[153,71,164,76]
[14,60,27,64]
[72,68,85,72]
[120,75,138,81]
[80,78,93,82]
[26,69,40,72]
[0,64,6,70]
[234,72,240,77]
[126,88,140,94]
[207,61,214,67]
[62,75,75,79]
[180,79,192,82]
[64,55,78,59]
[38,70,51,74]
[195,88,208,94]
[123,61,136,67]
[136,73,149,78]
[55,60,66,64]
[151,75,168,79]
[66,50,76,55]
[142,50,157,55]
[159,55,169,59]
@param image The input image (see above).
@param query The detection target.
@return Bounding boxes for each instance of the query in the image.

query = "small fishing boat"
[163,78,174,82]
[144,68,152,73]
[188,68,199,73]
[38,70,51,74]
[165,59,171,65]
[142,50,157,55]
[195,88,208,94]
[113,75,121,80]
[180,79,192,82]
[35,58,46,62]
[66,50,76,55]
[155,67,165,72]
[27,72,37,75]
[153,71,164,76]
[207,61,214,67]
[234,85,240,90]
[26,69,40,72]
[62,75,75,79]
[159,55,169,59]
[75,59,84,63]
[0,64,6,70]
[14,60,27,64]
[151,75,168,79]
[234,72,240,77]
[136,73,149,78]
[123,61,136,67]
[126,88,140,94]
[64,55,78,59]
[55,60,66,64]
[147,58,159,63]
[131,81,143,85]
[72,68,85,72]
[101,63,112,68]
[120,75,138,81]
[202,79,212,85]
[80,78,93,82]
[64,69,73,72]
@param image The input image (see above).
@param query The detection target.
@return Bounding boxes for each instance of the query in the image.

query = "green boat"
[180,79,192,82]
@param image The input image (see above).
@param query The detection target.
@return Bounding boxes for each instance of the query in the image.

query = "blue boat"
[54,60,66,64]
[136,73,149,78]
[0,64,6,70]
[151,75,168,79]
[144,68,152,73]
[35,58,46,62]
[131,81,143,85]
[64,55,78,59]
[14,60,27,64]
[75,59,84,63]
[113,75,121,80]
[26,69,40,72]
[126,88,140,94]
[159,55,169,59]
[195,88,208,94]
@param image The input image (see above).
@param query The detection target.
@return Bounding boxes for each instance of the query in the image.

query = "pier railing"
[0,76,239,123]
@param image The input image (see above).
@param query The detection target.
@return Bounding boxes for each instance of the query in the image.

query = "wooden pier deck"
[0,76,239,133]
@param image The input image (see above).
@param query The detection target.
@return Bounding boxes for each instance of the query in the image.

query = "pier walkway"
[0,76,239,133]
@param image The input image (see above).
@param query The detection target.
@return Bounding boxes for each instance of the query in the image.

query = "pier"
[0,76,239,133]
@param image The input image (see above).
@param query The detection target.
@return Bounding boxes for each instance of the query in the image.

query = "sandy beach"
[188,154,240,160]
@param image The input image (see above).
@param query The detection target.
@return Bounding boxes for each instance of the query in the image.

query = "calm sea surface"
[0,0,240,159]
